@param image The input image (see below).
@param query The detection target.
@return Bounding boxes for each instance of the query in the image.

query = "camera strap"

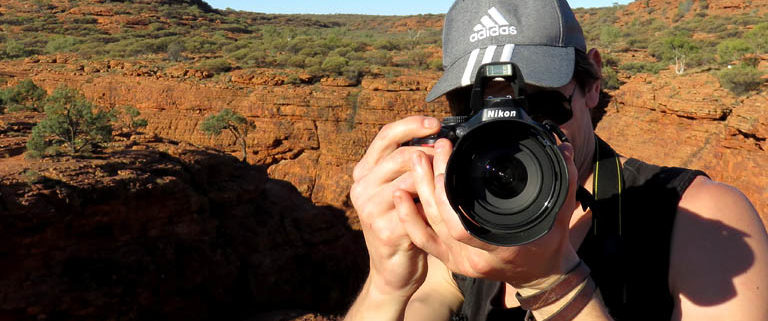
[577,135,628,310]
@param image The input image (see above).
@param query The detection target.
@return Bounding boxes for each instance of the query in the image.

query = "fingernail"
[423,117,439,129]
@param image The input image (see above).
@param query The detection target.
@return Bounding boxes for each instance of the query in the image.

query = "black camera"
[410,62,569,246]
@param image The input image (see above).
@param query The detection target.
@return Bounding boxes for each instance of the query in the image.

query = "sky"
[204,0,636,16]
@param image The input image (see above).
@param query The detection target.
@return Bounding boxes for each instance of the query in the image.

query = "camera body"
[411,62,569,246]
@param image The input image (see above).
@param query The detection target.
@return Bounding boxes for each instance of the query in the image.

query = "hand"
[350,116,442,297]
[394,138,581,289]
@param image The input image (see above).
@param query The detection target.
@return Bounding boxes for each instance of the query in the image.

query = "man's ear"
[585,48,602,110]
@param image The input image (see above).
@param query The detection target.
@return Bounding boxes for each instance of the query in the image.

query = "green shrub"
[373,39,398,51]
[167,41,185,62]
[716,39,754,63]
[184,36,221,54]
[715,66,764,95]
[321,56,348,75]
[0,79,47,112]
[21,169,45,184]
[602,67,621,90]
[599,26,622,49]
[71,16,98,24]
[675,0,694,21]
[745,22,768,54]
[619,62,665,75]
[601,53,620,68]
[115,105,148,133]
[196,59,232,74]
[428,59,443,71]
[331,47,352,58]
[366,50,392,66]
[1,39,32,59]
[45,36,82,54]
[406,49,431,69]
[287,55,306,68]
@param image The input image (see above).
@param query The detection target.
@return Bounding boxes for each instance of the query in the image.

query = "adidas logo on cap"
[469,7,517,43]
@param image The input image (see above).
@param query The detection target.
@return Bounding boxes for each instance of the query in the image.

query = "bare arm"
[345,255,463,321]
[669,176,768,320]
[404,255,464,321]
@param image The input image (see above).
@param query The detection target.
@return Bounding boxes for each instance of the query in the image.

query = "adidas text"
[470,25,517,43]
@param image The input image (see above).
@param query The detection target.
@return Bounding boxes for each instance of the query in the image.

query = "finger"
[394,189,447,260]
[555,142,579,225]
[353,173,420,220]
[432,138,453,177]
[409,151,444,232]
[354,116,441,181]
[434,173,497,251]
[357,146,435,189]
[557,142,578,195]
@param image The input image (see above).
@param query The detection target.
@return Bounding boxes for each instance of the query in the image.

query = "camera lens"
[444,119,568,246]
[482,154,527,200]
[471,145,543,215]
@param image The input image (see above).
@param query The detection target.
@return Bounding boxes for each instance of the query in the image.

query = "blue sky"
[205,0,635,15]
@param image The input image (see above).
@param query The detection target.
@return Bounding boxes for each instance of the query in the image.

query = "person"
[344,0,768,320]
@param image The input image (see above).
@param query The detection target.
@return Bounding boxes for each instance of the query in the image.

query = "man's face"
[484,79,582,131]
[484,79,593,171]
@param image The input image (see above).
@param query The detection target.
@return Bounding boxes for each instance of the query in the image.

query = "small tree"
[167,41,185,62]
[26,86,113,156]
[649,33,699,75]
[200,109,253,162]
[114,105,148,134]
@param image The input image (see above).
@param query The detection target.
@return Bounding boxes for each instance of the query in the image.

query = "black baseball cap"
[426,0,587,102]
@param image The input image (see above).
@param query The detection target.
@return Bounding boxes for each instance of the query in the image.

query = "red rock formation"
[3,51,765,224]
[0,137,366,321]
[618,0,768,24]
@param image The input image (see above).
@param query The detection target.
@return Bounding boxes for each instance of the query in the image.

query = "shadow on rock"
[0,145,367,321]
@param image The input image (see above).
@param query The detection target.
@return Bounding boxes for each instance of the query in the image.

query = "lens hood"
[444,119,569,246]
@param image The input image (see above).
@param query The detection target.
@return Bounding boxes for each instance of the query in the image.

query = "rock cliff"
[0,135,366,320]
[7,53,765,222]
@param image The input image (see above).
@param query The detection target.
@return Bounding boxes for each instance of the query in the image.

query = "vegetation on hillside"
[0,0,443,82]
[578,4,767,94]
[0,1,765,94]
[6,80,148,158]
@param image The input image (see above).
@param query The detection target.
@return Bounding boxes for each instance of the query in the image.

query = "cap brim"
[426,46,575,102]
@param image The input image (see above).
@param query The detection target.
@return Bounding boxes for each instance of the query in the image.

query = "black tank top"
[451,157,707,321]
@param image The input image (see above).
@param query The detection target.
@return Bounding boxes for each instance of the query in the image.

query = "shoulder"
[678,176,760,219]
[669,176,768,319]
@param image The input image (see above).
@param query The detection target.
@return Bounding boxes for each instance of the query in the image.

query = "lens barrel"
[444,119,568,246]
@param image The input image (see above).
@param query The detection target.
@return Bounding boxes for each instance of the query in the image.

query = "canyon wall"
[7,56,765,224]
